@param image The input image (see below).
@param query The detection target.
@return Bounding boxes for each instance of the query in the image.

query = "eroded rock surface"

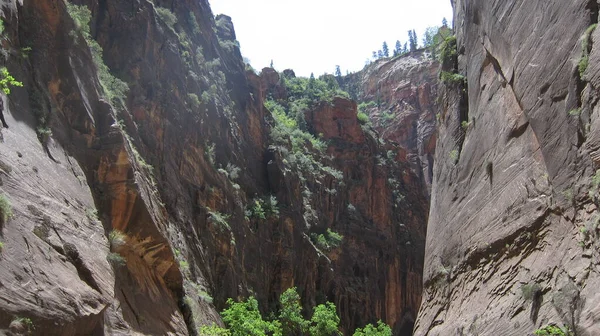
[415,1,600,335]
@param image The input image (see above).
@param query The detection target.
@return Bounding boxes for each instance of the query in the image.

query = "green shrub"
[357,112,370,125]
[438,35,457,65]
[310,229,343,251]
[155,7,177,30]
[221,297,281,336]
[568,108,581,116]
[12,317,34,333]
[440,71,466,85]
[0,241,4,252]
[188,93,201,108]
[461,120,470,130]
[449,149,459,162]
[66,3,128,105]
[208,210,230,231]
[199,324,231,336]
[205,143,216,166]
[0,194,13,226]
[107,252,126,266]
[534,324,572,336]
[579,24,597,79]
[108,230,126,250]
[0,67,23,95]
[309,302,340,336]
[246,196,279,220]
[279,287,309,335]
[353,320,392,336]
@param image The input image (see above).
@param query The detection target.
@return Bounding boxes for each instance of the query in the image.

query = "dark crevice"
[507,120,530,140]
[587,0,599,25]
[63,243,103,293]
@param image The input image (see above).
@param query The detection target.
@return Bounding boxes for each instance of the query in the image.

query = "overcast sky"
[209,0,453,77]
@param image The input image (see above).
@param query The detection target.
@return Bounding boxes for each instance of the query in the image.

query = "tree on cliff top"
[409,29,418,51]
[382,41,389,57]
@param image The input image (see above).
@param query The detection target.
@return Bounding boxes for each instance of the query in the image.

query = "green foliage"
[534,324,572,336]
[247,196,279,220]
[309,302,340,336]
[579,24,597,79]
[106,252,126,266]
[205,142,216,165]
[108,230,126,250]
[449,149,459,163]
[66,3,128,105]
[0,193,13,226]
[0,67,23,95]
[440,71,466,85]
[568,108,581,116]
[155,7,177,30]
[357,112,370,125]
[224,163,241,180]
[199,324,231,336]
[208,210,231,231]
[0,241,4,252]
[279,287,309,335]
[439,35,457,65]
[219,39,241,53]
[0,19,4,35]
[179,260,190,273]
[461,120,470,130]
[353,320,392,336]
[310,229,343,251]
[221,297,282,336]
[188,93,201,108]
[12,317,34,333]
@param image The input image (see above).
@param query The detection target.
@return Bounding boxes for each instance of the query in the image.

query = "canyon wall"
[0,1,429,335]
[415,0,600,335]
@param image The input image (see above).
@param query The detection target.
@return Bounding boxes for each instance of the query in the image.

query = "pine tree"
[372,51,377,59]
[377,50,383,58]
[403,42,408,54]
[410,29,418,51]
[394,40,402,56]
[335,65,342,78]
[382,41,389,57]
[270,59,274,68]
[442,17,448,27]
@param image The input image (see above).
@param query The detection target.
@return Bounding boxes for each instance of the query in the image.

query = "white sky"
[209,0,453,77]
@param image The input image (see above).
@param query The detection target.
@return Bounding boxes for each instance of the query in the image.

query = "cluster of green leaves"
[0,67,23,95]
[353,320,392,336]
[283,74,349,106]
[423,25,453,59]
[0,193,12,226]
[12,317,34,333]
[155,6,177,30]
[521,283,541,301]
[534,324,572,336]
[246,195,279,220]
[203,287,391,336]
[440,71,466,85]
[438,35,457,66]
[449,149,459,163]
[66,3,128,105]
[208,210,231,231]
[310,228,343,251]
[579,24,597,79]
[108,230,126,251]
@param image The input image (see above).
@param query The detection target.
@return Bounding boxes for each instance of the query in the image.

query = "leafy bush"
[155,7,177,30]
[246,196,279,220]
[108,230,126,250]
[66,3,128,105]
[208,210,230,231]
[521,283,541,301]
[357,112,370,125]
[12,317,34,333]
[449,149,459,163]
[0,194,12,226]
[188,93,201,108]
[279,287,309,334]
[309,302,340,336]
[221,297,281,336]
[199,324,231,336]
[438,35,457,65]
[579,24,598,79]
[440,71,466,85]
[310,229,343,251]
[534,324,572,336]
[107,252,126,266]
[205,143,216,166]
[353,320,392,336]
[0,241,4,252]
[0,67,23,95]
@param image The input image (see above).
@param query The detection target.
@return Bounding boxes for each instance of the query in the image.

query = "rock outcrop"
[0,0,429,335]
[415,0,600,335]
[343,51,439,195]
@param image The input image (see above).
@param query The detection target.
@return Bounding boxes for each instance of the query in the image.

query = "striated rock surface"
[344,51,439,195]
[0,0,429,335]
[415,0,600,335]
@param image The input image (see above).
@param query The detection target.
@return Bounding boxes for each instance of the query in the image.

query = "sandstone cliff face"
[344,52,439,195]
[0,1,427,335]
[415,0,600,335]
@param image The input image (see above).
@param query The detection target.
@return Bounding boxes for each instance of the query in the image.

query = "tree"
[279,287,309,335]
[372,51,377,59]
[382,41,389,57]
[377,50,383,58]
[394,40,402,56]
[335,65,342,78]
[353,321,392,336]
[442,17,448,27]
[403,42,408,54]
[409,29,418,51]
[270,59,274,68]
[309,302,340,336]
[221,297,281,336]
